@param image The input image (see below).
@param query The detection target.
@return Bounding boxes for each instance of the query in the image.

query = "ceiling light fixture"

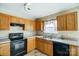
[24,3,31,11]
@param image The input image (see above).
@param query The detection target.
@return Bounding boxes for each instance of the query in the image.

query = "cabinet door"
[0,13,10,30]
[36,38,40,50]
[24,19,34,31]
[31,21,35,31]
[38,39,44,52]
[35,20,41,31]
[69,45,77,56]
[27,37,35,53]
[35,20,44,31]
[11,16,25,24]
[57,15,66,31]
[44,41,53,56]
[47,43,53,56]
[24,20,30,31]
[0,43,10,56]
[18,18,25,24]
[36,38,43,52]
[67,12,77,31]
[11,16,19,23]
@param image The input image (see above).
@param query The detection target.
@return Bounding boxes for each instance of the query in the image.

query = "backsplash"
[0,30,35,39]
[0,30,9,38]
[36,30,79,39]
[58,31,79,39]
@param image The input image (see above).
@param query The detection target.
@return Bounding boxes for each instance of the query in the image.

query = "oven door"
[11,40,25,56]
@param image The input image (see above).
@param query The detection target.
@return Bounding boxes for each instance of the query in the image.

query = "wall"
[0,30,35,39]
[0,25,35,39]
[40,6,79,39]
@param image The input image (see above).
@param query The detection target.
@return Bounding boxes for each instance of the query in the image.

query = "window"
[44,20,57,33]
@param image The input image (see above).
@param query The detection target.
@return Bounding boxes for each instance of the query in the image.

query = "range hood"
[10,23,25,32]
[10,23,24,27]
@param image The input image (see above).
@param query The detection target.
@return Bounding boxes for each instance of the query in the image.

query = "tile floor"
[24,50,47,56]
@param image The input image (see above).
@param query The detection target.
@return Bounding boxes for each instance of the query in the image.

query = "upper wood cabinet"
[11,16,25,24]
[35,19,44,31]
[0,13,10,30]
[30,20,35,31]
[11,16,19,23]
[36,38,45,52]
[57,12,77,31]
[66,12,77,31]
[57,15,67,31]
[0,42,10,56]
[24,19,35,31]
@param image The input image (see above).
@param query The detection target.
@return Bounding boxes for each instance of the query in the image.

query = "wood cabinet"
[36,38,44,52]
[24,19,35,31]
[66,12,77,31]
[0,13,10,30]
[0,42,10,56]
[43,39,53,56]
[11,16,19,23]
[36,38,53,56]
[27,37,35,53]
[11,16,25,24]
[57,12,77,31]
[35,19,44,31]
[69,45,77,56]
[57,15,67,31]
[18,18,25,24]
[30,20,35,31]
[35,38,40,50]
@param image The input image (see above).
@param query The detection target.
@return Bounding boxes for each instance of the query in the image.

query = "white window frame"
[44,20,57,33]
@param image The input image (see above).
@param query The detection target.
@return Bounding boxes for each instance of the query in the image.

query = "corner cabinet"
[0,42,10,56]
[57,12,77,31]
[35,19,44,31]
[0,13,10,30]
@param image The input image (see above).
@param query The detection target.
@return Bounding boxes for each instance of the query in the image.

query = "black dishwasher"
[53,41,69,56]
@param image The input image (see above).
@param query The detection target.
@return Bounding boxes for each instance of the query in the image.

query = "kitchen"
[0,3,79,56]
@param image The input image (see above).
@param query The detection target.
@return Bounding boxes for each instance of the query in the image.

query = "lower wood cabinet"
[44,42,53,56]
[27,37,79,56]
[27,37,35,53]
[0,42,10,56]
[36,38,44,52]
[69,45,78,56]
[36,38,53,56]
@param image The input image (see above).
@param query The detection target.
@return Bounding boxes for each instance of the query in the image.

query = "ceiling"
[0,3,79,19]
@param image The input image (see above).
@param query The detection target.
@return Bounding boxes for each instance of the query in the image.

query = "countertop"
[0,35,79,46]
[0,38,10,44]
[35,36,79,46]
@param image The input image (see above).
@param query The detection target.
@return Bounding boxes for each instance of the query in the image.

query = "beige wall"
[40,6,79,39]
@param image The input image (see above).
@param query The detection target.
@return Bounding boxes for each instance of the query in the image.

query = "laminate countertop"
[35,36,79,46]
[0,35,79,46]
[0,38,10,44]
